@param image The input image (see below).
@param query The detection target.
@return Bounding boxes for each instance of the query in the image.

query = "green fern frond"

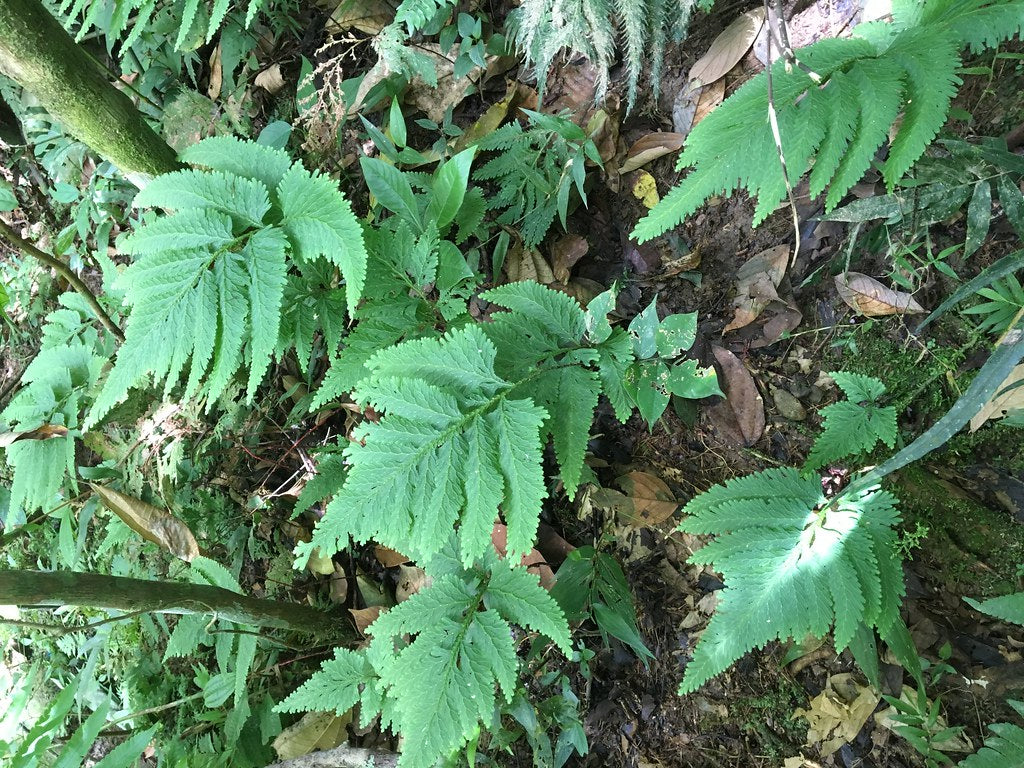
[90,137,366,424]
[180,136,293,191]
[806,372,898,470]
[277,558,569,768]
[678,468,903,693]
[634,1,1024,241]
[964,591,1024,625]
[302,325,548,565]
[957,701,1024,767]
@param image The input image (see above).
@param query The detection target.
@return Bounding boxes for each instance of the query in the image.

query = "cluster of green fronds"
[509,0,713,108]
[677,468,905,693]
[86,136,366,426]
[634,0,1024,242]
[0,294,106,526]
[806,372,897,470]
[473,110,601,247]
[58,0,268,51]
[277,549,570,768]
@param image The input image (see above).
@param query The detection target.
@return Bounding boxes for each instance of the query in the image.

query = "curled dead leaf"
[835,272,925,317]
[551,235,589,283]
[505,243,555,284]
[594,470,679,527]
[91,484,199,562]
[0,424,68,448]
[794,673,880,757]
[707,346,765,446]
[689,9,766,86]
[619,132,685,175]
[724,245,790,332]
[254,64,286,95]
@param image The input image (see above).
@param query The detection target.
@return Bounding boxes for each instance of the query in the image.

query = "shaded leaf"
[707,346,765,446]
[91,484,199,562]
[619,133,685,174]
[688,9,765,86]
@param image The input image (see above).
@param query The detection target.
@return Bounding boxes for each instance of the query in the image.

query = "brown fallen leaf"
[724,245,790,332]
[607,470,679,527]
[689,9,766,86]
[91,484,199,562]
[349,605,384,636]
[374,545,410,568]
[254,64,286,95]
[794,673,880,757]
[491,523,555,588]
[619,132,685,175]
[707,346,765,446]
[551,235,589,283]
[327,0,392,34]
[272,711,350,761]
[970,363,1024,431]
[693,79,726,127]
[395,564,432,602]
[0,424,68,448]
[835,272,925,317]
[505,243,556,284]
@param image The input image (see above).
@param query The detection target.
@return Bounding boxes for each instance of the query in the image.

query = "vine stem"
[0,216,125,342]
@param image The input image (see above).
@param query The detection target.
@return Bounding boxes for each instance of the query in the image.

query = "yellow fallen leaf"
[91,484,199,562]
[632,171,660,209]
[793,673,879,757]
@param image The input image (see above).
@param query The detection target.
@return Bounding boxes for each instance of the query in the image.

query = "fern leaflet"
[677,468,904,693]
[957,701,1024,767]
[806,372,898,470]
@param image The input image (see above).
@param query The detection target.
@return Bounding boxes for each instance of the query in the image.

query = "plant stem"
[0,216,125,341]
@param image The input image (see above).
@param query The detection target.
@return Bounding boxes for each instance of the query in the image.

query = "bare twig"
[0,217,124,342]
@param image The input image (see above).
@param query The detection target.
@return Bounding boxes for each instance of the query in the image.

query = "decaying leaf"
[724,245,790,332]
[329,564,349,603]
[395,564,432,602]
[688,9,766,86]
[254,64,286,95]
[349,605,384,635]
[551,235,589,283]
[593,470,679,527]
[505,242,556,284]
[835,272,925,316]
[456,80,518,151]
[327,0,392,34]
[970,363,1024,431]
[272,711,350,761]
[491,523,555,588]
[404,44,477,123]
[707,346,765,446]
[619,132,685,174]
[793,673,880,757]
[0,424,68,448]
[693,78,726,127]
[91,484,199,562]
[374,545,410,567]
[632,171,660,209]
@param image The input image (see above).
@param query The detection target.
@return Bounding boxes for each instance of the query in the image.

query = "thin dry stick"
[763,0,801,269]
[0,217,124,341]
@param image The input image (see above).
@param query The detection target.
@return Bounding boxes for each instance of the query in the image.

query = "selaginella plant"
[633,0,1024,242]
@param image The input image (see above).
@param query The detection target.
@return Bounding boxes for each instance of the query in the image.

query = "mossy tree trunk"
[0,570,352,639]
[0,0,178,184]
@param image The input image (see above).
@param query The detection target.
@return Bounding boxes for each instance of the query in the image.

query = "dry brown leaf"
[561,277,604,305]
[724,245,790,332]
[610,471,679,527]
[395,564,432,602]
[327,0,392,34]
[272,711,349,761]
[835,272,925,316]
[254,64,285,94]
[794,673,880,757]
[506,244,556,284]
[551,235,589,283]
[707,346,765,446]
[619,132,686,175]
[586,108,619,164]
[91,484,199,562]
[689,9,766,86]
[374,545,410,568]
[0,424,68,448]
[693,79,726,127]
[206,45,222,100]
[349,605,384,636]
[970,363,1024,431]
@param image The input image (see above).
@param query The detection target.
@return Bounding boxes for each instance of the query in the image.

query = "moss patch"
[893,466,1024,595]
